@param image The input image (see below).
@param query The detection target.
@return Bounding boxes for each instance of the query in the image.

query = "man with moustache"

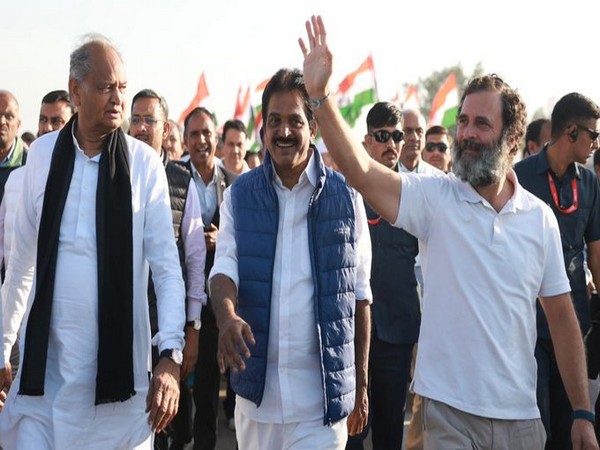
[515,93,600,449]
[182,106,237,450]
[347,102,440,450]
[38,90,75,137]
[399,109,435,174]
[221,119,250,175]
[0,35,185,449]
[0,90,27,201]
[129,88,206,450]
[209,68,372,449]
[299,15,597,449]
[423,125,452,173]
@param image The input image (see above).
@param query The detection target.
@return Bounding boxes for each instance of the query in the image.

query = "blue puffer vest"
[230,148,358,425]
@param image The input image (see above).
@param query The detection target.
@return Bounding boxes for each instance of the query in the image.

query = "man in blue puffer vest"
[209,68,373,449]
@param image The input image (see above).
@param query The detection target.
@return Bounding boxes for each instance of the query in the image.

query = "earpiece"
[569,129,579,141]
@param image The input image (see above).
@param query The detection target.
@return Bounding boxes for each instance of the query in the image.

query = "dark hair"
[550,93,600,140]
[459,74,527,153]
[41,90,74,115]
[131,88,169,120]
[21,131,35,146]
[524,118,550,146]
[245,149,263,163]
[261,69,314,127]
[183,107,216,138]
[594,149,600,169]
[222,119,247,141]
[426,125,449,139]
[366,102,402,132]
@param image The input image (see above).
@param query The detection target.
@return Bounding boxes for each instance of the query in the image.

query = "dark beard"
[451,138,510,187]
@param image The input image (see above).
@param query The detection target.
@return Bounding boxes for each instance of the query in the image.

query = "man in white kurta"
[0,36,185,449]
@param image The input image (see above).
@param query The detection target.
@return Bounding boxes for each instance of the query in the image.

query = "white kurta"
[0,130,185,449]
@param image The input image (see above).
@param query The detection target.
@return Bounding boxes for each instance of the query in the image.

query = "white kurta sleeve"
[181,180,206,321]
[144,157,186,353]
[2,157,38,364]
[353,191,372,303]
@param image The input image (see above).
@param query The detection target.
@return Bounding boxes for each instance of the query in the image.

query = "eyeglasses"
[369,129,404,144]
[130,116,161,127]
[576,124,600,142]
[425,142,448,153]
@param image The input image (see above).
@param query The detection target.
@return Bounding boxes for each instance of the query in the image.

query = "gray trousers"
[422,397,546,450]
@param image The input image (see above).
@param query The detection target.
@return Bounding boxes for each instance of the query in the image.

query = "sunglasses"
[576,124,600,142]
[369,129,404,144]
[425,142,448,153]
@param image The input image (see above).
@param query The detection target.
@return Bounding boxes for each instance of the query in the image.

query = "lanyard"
[547,171,578,214]
[367,216,382,226]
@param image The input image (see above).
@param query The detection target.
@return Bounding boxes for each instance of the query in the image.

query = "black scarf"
[19,114,135,404]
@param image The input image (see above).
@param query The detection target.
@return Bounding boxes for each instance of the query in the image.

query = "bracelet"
[307,91,330,110]
[571,409,595,424]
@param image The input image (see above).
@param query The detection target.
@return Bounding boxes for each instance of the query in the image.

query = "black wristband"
[571,409,595,424]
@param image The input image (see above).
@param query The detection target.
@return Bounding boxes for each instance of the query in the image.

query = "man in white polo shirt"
[298,15,598,449]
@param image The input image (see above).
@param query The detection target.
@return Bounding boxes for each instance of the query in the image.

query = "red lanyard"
[367,216,382,226]
[547,172,578,214]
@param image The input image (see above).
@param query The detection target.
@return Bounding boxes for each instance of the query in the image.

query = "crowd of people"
[0,14,599,450]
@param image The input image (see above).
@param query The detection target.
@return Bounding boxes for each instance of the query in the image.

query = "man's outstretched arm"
[299,15,402,224]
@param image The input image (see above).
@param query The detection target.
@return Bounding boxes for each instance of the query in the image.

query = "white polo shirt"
[396,170,569,419]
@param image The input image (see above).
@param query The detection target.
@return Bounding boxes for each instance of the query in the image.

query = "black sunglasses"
[576,124,600,142]
[369,129,404,144]
[425,142,448,153]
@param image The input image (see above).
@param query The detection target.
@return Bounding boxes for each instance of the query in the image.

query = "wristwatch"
[159,348,183,365]
[186,319,201,330]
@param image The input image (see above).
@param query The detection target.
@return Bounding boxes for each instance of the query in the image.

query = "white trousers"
[235,406,348,450]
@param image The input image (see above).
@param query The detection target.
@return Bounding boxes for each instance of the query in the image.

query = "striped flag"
[178,72,211,126]
[403,85,420,111]
[233,85,251,123]
[246,77,271,151]
[336,54,378,128]
[429,72,459,128]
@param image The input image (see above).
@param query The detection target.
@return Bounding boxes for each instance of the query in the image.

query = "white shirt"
[180,180,207,321]
[0,166,25,271]
[398,158,441,292]
[210,153,372,423]
[0,130,185,449]
[396,170,570,419]
[190,162,218,228]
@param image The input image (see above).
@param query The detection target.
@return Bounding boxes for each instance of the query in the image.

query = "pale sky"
[4,0,600,136]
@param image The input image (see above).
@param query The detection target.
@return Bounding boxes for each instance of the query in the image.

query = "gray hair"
[69,33,123,82]
[0,90,19,109]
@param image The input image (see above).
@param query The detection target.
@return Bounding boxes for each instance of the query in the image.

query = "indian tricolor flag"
[336,54,377,128]
[403,85,420,111]
[178,72,211,126]
[233,85,251,124]
[246,77,271,151]
[429,72,459,128]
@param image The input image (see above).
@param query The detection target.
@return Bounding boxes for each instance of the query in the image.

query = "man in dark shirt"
[515,92,600,449]
[347,102,436,450]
